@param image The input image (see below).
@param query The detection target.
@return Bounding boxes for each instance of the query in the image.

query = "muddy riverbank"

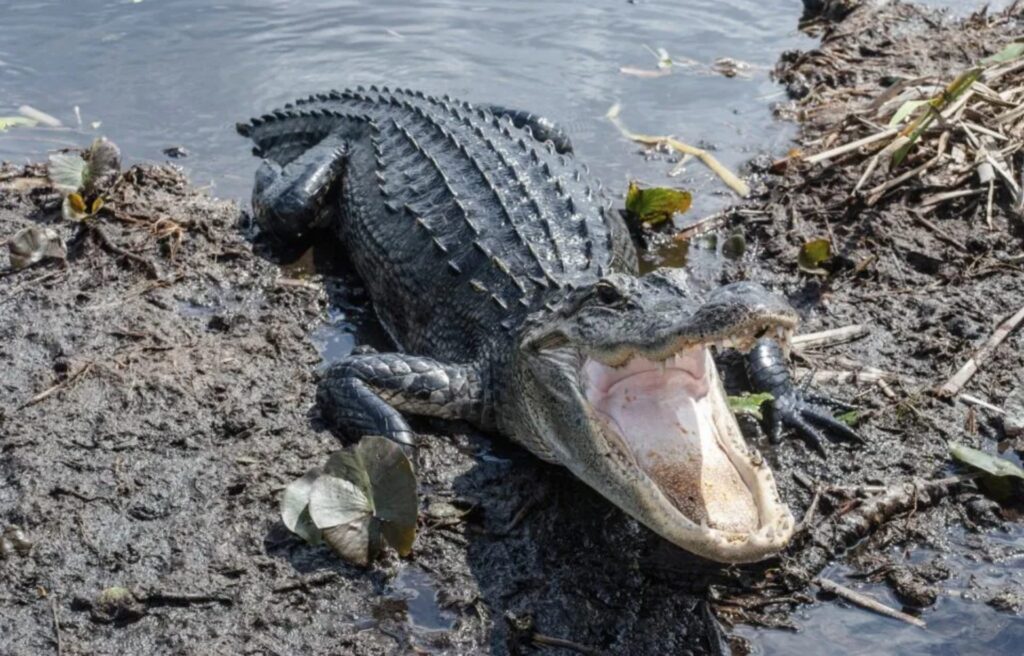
[2,1,1024,655]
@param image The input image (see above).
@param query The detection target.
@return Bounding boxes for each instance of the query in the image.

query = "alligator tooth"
[776,326,786,340]
[700,518,708,530]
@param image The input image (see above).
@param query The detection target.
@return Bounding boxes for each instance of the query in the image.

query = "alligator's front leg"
[746,338,862,455]
[317,353,485,447]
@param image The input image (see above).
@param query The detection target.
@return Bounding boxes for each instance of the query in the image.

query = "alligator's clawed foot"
[746,338,863,456]
[764,387,863,456]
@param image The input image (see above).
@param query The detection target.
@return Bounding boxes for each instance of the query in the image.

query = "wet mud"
[2,2,1024,655]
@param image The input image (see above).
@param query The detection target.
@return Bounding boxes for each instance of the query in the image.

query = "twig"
[674,211,730,240]
[532,633,603,656]
[791,325,868,349]
[864,132,948,206]
[958,393,1005,414]
[18,361,95,410]
[795,368,896,386]
[793,486,823,536]
[803,127,901,165]
[0,269,65,306]
[877,378,898,400]
[918,187,984,207]
[910,211,969,251]
[88,223,160,279]
[814,577,926,628]
[937,302,1024,397]
[50,596,63,656]
[607,106,750,196]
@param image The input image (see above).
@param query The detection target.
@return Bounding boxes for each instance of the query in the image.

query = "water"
[3,0,1020,653]
[735,525,1024,656]
[0,0,808,213]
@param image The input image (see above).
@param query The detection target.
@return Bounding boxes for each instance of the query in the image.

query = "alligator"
[237,87,858,563]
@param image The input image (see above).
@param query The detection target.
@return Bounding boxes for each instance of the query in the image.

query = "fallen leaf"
[7,226,66,270]
[625,182,692,226]
[982,42,1024,66]
[0,116,37,132]
[797,238,832,275]
[888,99,929,127]
[728,392,774,421]
[949,442,1024,480]
[281,436,418,566]
[279,467,323,545]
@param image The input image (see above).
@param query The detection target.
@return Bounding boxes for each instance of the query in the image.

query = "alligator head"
[508,270,797,563]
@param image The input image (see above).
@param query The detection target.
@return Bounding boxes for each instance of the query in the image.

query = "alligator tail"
[236,93,358,166]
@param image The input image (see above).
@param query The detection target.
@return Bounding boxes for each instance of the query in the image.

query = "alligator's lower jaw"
[583,346,794,563]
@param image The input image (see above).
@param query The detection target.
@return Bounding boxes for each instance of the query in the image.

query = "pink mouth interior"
[584,347,759,533]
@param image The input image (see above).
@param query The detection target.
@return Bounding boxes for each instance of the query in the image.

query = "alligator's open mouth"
[582,324,796,563]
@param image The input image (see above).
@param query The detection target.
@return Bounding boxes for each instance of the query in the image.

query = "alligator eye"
[595,280,623,304]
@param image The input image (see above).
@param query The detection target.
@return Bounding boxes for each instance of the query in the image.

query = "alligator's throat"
[584,347,760,534]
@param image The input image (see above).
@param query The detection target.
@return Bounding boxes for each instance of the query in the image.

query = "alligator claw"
[767,388,863,456]
[747,338,863,456]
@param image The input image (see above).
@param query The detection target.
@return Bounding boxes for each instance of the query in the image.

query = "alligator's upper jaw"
[583,345,794,563]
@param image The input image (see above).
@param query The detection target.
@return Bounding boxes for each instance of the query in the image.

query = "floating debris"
[607,104,751,197]
[0,116,37,131]
[710,57,754,79]
[781,40,1024,214]
[7,226,66,270]
[18,105,62,128]
[162,145,189,159]
[281,436,418,566]
[624,181,692,226]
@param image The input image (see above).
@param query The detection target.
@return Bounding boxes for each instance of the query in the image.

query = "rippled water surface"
[2,1,1021,654]
[0,0,809,211]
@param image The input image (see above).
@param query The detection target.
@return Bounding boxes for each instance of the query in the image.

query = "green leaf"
[888,99,929,127]
[892,68,981,166]
[949,442,1024,480]
[837,410,860,427]
[625,182,692,226]
[728,392,775,421]
[797,238,832,274]
[0,116,37,131]
[981,42,1024,66]
[644,44,673,69]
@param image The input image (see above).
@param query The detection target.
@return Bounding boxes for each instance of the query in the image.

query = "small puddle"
[310,304,357,367]
[388,566,455,633]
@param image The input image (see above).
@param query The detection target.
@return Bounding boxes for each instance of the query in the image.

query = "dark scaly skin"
[236,85,854,454]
